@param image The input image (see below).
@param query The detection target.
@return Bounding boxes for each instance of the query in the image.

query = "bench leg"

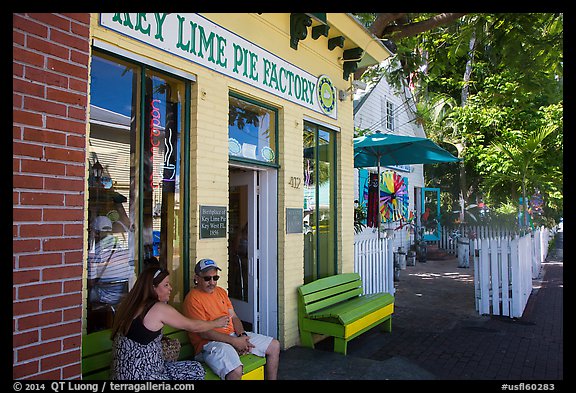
[299,330,315,349]
[334,338,348,355]
[381,316,392,333]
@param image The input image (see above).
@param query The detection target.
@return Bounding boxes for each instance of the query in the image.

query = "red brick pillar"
[13,13,91,380]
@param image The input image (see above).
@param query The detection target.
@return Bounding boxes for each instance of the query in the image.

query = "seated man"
[183,259,280,380]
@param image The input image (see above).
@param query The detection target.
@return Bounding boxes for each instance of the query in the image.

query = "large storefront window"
[87,51,188,333]
[303,121,337,283]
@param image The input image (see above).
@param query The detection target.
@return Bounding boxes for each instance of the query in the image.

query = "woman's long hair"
[110,265,170,339]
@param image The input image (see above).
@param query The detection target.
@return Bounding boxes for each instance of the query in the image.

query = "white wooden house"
[353,69,426,253]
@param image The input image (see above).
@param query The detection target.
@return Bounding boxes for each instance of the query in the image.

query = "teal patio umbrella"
[354,132,460,238]
[354,132,460,168]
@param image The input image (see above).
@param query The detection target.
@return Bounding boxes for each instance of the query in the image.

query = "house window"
[228,94,277,165]
[87,51,189,333]
[303,121,337,283]
[386,100,395,131]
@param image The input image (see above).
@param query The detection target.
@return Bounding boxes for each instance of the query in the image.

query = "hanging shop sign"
[100,13,337,119]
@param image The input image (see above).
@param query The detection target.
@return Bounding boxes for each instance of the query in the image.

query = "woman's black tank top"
[126,302,162,345]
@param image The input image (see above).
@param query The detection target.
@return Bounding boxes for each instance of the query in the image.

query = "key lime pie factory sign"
[100,13,337,119]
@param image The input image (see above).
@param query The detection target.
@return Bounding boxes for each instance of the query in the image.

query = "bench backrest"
[298,273,363,317]
[82,329,114,380]
[82,326,191,380]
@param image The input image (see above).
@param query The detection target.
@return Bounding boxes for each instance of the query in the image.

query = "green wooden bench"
[82,326,266,380]
[297,272,394,355]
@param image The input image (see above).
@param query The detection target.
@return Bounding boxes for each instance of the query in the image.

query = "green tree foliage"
[357,13,563,226]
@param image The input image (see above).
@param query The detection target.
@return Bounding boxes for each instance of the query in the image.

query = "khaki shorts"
[195,332,273,380]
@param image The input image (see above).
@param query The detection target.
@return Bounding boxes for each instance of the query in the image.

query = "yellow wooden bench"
[298,272,394,355]
[82,326,266,380]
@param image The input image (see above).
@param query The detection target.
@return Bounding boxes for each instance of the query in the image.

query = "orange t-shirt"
[182,286,234,354]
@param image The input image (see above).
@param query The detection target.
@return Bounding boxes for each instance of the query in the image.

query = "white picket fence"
[438,225,551,282]
[353,237,395,296]
[473,227,552,318]
[437,225,516,255]
[353,225,552,318]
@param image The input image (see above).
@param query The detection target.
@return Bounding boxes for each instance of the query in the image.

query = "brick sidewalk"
[366,231,563,380]
[278,231,563,381]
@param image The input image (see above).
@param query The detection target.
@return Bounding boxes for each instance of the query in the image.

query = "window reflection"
[317,129,335,279]
[303,122,336,283]
[143,70,184,305]
[87,52,186,333]
[228,96,276,163]
[87,53,138,333]
[303,125,316,282]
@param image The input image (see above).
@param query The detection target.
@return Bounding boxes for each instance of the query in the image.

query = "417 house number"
[289,176,301,189]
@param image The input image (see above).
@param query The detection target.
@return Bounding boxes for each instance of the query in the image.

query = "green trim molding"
[290,13,312,50]
[342,47,363,80]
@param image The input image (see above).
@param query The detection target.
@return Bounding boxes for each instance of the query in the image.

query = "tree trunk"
[382,13,468,40]
[461,31,476,104]
[522,174,529,228]
[458,32,476,223]
[354,13,467,80]
[368,13,407,37]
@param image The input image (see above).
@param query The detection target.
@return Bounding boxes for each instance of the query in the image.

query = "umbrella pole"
[377,156,381,240]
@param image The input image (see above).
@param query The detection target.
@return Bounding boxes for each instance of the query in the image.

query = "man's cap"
[195,258,222,274]
[93,216,113,232]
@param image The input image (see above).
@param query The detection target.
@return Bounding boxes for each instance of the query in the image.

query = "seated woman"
[110,265,229,380]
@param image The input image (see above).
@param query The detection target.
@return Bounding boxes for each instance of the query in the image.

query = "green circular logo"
[316,75,336,115]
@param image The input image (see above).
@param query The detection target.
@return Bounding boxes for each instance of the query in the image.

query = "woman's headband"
[152,268,168,286]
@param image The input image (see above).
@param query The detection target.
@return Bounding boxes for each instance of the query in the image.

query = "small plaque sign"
[286,208,303,234]
[200,205,227,239]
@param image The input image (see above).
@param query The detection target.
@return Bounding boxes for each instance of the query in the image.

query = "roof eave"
[326,13,393,69]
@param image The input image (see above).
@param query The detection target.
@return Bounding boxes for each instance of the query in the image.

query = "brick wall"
[13,13,90,380]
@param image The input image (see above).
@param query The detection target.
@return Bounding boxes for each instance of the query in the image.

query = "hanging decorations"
[395,210,415,231]
[379,170,409,223]
[529,189,544,217]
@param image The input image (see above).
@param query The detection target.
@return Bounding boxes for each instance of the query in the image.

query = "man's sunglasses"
[200,275,220,282]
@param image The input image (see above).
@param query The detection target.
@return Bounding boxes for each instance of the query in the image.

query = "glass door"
[228,168,258,331]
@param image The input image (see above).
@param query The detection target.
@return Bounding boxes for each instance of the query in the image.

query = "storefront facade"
[13,13,390,379]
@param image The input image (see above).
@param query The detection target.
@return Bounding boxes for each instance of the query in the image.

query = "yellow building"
[13,13,390,379]
[87,12,390,348]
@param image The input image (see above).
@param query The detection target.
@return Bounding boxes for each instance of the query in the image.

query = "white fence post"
[500,236,511,317]
[510,233,533,318]
[510,235,521,317]
[473,242,480,312]
[532,229,540,279]
[478,238,491,315]
[490,237,500,315]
